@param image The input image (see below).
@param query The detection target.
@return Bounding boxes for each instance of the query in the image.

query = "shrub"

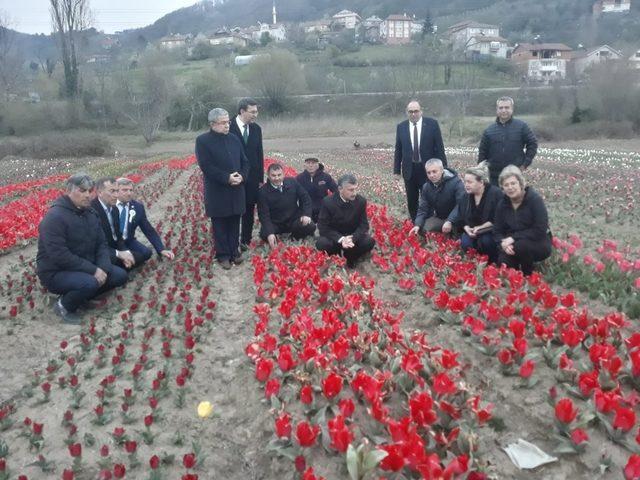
[0,130,113,160]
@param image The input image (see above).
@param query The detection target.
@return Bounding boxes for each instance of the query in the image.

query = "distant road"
[283,85,575,99]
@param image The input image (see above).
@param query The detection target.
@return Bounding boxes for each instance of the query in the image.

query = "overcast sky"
[1,0,199,34]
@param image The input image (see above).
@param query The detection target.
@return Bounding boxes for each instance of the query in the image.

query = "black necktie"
[412,122,419,163]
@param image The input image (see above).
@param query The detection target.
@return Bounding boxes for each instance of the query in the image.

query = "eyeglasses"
[407,109,421,114]
[214,120,230,125]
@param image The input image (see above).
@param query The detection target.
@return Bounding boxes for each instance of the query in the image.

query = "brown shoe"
[218,259,232,270]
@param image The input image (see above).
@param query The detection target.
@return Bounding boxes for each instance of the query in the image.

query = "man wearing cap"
[36,174,128,324]
[229,98,264,251]
[196,107,250,269]
[296,157,338,223]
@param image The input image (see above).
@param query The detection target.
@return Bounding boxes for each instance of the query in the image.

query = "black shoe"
[53,300,82,325]
[240,243,249,252]
[232,255,244,265]
[218,259,232,270]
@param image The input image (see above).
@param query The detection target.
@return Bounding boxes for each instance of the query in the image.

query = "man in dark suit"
[196,107,250,269]
[229,98,264,251]
[394,100,447,222]
[37,174,128,324]
[115,177,175,267]
[91,177,135,269]
[316,174,375,269]
[257,163,315,249]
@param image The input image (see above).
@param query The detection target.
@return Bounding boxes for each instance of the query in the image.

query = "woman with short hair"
[456,162,502,263]
[493,165,552,275]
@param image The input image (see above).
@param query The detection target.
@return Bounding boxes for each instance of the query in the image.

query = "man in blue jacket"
[115,177,175,267]
[36,174,128,324]
[394,100,447,222]
[478,96,538,185]
[196,108,250,269]
[410,159,465,235]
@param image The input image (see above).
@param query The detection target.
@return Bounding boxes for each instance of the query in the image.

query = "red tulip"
[63,469,75,480]
[68,442,82,457]
[321,372,343,400]
[274,412,291,439]
[555,398,578,424]
[614,407,637,433]
[149,455,160,469]
[113,464,126,478]
[255,358,273,382]
[571,428,589,445]
[295,421,319,447]
[519,360,535,379]
[183,453,197,469]
[300,385,313,404]
[624,454,640,480]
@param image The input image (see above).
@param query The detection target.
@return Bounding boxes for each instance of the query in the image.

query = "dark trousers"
[316,235,375,267]
[404,163,427,222]
[125,238,153,266]
[259,218,316,241]
[498,238,552,275]
[241,183,259,245]
[43,268,128,312]
[211,216,241,261]
[461,232,498,263]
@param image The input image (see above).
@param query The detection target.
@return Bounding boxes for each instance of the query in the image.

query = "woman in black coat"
[457,162,502,263]
[493,165,552,275]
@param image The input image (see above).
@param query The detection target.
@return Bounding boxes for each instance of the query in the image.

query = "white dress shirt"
[236,117,248,137]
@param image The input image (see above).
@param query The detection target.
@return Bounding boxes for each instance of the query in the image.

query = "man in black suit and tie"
[91,177,135,269]
[229,98,264,251]
[394,100,447,222]
[115,177,175,266]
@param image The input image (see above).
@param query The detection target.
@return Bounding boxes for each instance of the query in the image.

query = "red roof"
[513,43,572,53]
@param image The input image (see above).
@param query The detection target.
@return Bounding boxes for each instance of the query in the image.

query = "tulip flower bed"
[0,175,69,204]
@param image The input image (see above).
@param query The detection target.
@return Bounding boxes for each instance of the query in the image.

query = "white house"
[511,43,573,82]
[383,14,413,44]
[629,50,640,69]
[252,22,287,42]
[159,34,188,49]
[465,35,509,59]
[447,20,500,50]
[593,0,632,15]
[572,44,623,76]
[332,10,361,29]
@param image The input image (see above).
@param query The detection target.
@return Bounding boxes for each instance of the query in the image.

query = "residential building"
[629,50,640,69]
[301,19,331,34]
[159,34,188,49]
[465,35,510,59]
[511,43,573,82]
[332,10,361,30]
[447,20,500,50]
[207,29,250,47]
[252,22,287,42]
[593,0,632,15]
[362,16,383,43]
[384,14,413,45]
[572,44,623,76]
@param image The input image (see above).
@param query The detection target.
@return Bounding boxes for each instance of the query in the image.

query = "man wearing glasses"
[393,100,447,222]
[196,108,249,269]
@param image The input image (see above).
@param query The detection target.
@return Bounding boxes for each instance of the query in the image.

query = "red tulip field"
[0,145,639,480]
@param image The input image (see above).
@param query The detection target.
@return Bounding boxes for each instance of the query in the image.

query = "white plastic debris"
[503,439,558,470]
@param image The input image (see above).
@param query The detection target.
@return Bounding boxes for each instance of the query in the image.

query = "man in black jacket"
[296,157,338,222]
[478,96,538,185]
[394,100,447,222]
[196,108,250,269]
[410,159,465,235]
[257,163,315,249]
[316,174,375,268]
[90,177,135,269]
[229,98,264,250]
[36,174,128,324]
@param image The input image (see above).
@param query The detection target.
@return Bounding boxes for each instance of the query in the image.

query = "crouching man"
[36,174,128,324]
[316,174,375,268]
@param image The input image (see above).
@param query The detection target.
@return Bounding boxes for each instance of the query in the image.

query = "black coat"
[318,193,370,243]
[493,187,551,245]
[394,116,447,181]
[257,178,312,236]
[229,117,264,203]
[91,197,124,264]
[478,117,538,183]
[296,165,338,212]
[414,169,465,227]
[195,129,250,218]
[455,184,503,228]
[37,195,112,282]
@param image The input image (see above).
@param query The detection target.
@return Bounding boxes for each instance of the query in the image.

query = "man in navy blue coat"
[196,108,250,269]
[229,98,264,251]
[394,100,447,222]
[115,177,175,267]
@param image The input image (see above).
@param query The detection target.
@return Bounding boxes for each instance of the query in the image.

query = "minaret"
[272,0,277,25]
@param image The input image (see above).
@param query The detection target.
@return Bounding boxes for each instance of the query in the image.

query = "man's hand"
[117,250,135,268]
[464,225,476,238]
[300,216,312,226]
[267,234,277,249]
[501,237,515,255]
[229,172,243,185]
[94,268,107,286]
[160,250,175,260]
[442,221,452,234]
[409,226,420,236]
[340,236,355,249]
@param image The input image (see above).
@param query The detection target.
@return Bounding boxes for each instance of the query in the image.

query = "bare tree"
[49,0,91,97]
[0,12,25,100]
[448,62,478,138]
[113,65,174,143]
